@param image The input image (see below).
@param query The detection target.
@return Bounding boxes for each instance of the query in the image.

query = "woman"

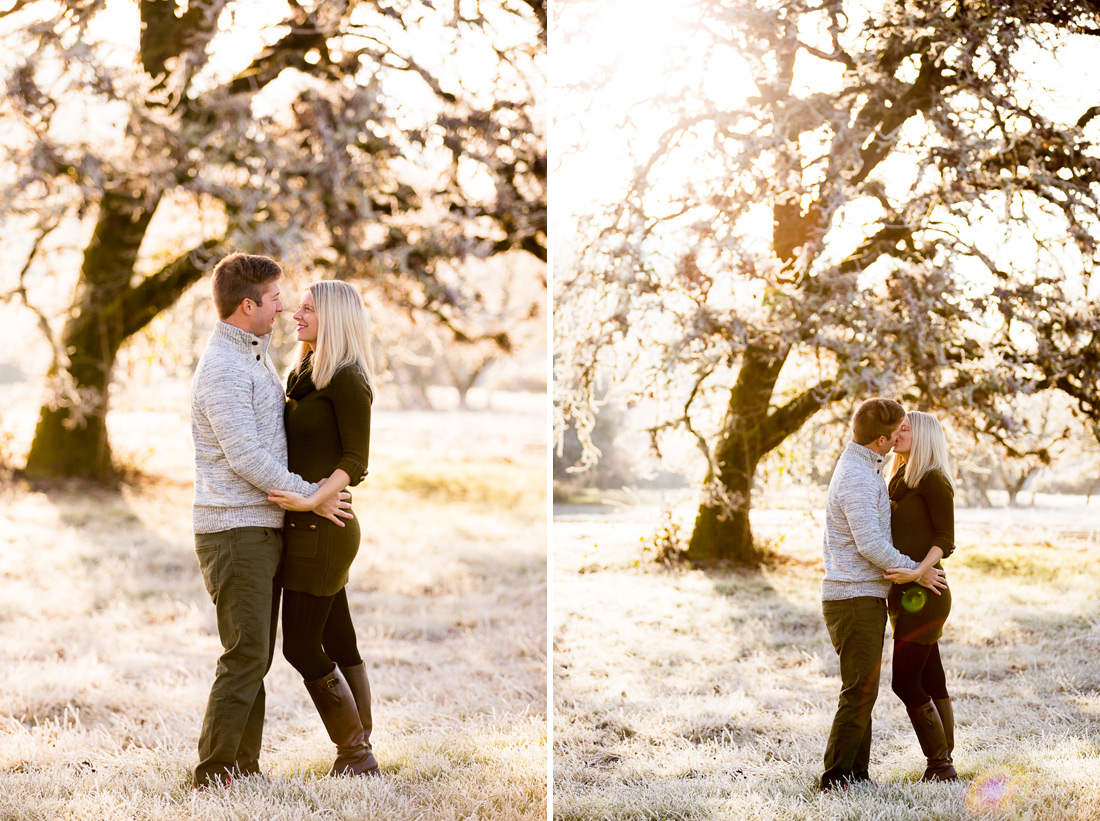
[267,280,380,777]
[883,411,958,782]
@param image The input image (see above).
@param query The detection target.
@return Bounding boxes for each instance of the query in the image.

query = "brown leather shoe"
[304,666,381,776]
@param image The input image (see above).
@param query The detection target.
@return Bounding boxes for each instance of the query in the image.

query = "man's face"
[891,416,911,455]
[247,280,282,335]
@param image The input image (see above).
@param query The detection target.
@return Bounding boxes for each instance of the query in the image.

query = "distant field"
[553,496,1100,821]
[0,392,547,820]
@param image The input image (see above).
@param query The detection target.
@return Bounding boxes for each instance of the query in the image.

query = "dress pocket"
[285,514,320,558]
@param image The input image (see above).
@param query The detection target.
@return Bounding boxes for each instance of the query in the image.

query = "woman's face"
[293,291,319,346]
[892,416,912,456]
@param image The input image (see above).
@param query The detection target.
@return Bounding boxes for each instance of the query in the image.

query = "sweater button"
[309,524,317,530]
[256,355,260,361]
[289,523,295,528]
[251,340,258,345]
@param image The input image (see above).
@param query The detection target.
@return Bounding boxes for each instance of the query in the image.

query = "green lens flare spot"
[901,588,927,613]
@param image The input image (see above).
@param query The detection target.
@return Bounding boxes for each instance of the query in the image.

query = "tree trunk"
[25,189,157,478]
[451,356,493,410]
[24,188,221,479]
[685,341,843,565]
[1001,467,1035,508]
[687,444,760,564]
[26,328,119,479]
[686,342,784,564]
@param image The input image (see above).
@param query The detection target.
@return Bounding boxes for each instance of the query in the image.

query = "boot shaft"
[340,662,373,740]
[932,697,954,754]
[906,701,957,782]
[303,666,379,775]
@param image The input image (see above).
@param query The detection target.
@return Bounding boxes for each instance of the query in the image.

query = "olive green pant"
[193,527,282,787]
[820,596,887,790]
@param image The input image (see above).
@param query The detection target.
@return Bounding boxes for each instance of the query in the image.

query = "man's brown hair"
[211,253,282,320]
[851,398,906,445]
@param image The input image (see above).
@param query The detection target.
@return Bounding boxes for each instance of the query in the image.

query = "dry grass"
[553,496,1100,820]
[0,394,547,820]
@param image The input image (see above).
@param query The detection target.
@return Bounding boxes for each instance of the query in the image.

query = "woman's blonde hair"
[296,280,375,390]
[887,411,955,491]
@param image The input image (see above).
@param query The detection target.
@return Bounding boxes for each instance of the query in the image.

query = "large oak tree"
[1,0,545,478]
[554,0,1100,563]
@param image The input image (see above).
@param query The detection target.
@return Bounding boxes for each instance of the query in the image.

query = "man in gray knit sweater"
[190,253,349,788]
[819,398,946,792]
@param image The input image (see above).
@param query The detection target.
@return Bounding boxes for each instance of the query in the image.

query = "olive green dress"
[887,469,955,644]
[278,354,372,596]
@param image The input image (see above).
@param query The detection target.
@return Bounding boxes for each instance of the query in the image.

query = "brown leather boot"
[906,701,957,782]
[303,666,380,776]
[932,697,956,773]
[340,662,379,770]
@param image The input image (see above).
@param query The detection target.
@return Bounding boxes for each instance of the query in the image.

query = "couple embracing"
[820,397,959,791]
[189,253,381,788]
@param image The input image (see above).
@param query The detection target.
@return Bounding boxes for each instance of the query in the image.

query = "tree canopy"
[0,0,545,478]
[554,0,1100,563]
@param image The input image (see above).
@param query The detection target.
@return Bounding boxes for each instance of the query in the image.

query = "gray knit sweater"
[821,441,919,601]
[191,322,316,534]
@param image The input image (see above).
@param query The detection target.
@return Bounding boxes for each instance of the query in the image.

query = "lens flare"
[901,588,926,613]
[966,770,1031,814]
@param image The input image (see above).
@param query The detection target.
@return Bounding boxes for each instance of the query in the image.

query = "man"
[190,252,351,788]
[819,397,946,792]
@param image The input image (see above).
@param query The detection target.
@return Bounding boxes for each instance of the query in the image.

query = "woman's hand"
[268,487,354,525]
[267,489,313,511]
[916,565,946,595]
[884,546,946,594]
[884,565,945,595]
[883,567,921,584]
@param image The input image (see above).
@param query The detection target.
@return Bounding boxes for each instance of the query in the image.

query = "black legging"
[282,587,363,681]
[892,640,949,709]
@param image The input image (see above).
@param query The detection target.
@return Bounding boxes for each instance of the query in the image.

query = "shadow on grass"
[554,503,835,787]
[0,478,213,727]
[35,477,211,606]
